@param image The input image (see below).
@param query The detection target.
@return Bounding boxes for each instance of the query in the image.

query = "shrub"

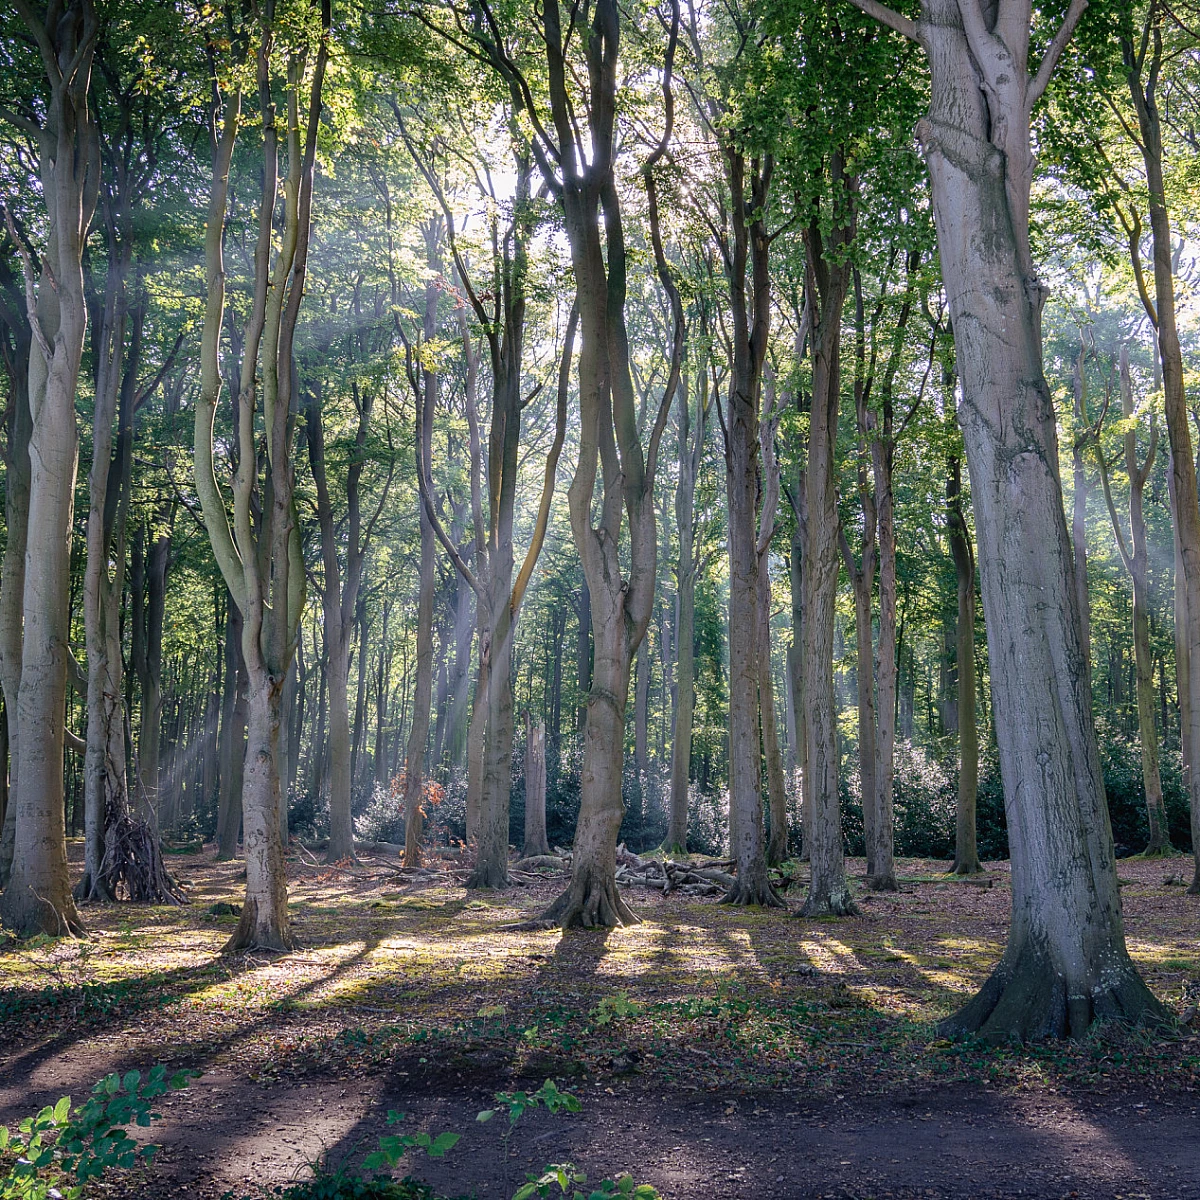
[0,1065,192,1200]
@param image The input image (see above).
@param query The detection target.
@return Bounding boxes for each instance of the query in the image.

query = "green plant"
[0,1064,192,1200]
[477,1080,581,1129]
[364,1114,460,1171]
[514,1165,660,1200]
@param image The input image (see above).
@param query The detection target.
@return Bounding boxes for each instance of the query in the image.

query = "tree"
[1098,344,1173,855]
[0,0,100,937]
[849,0,1167,1038]
[195,0,330,951]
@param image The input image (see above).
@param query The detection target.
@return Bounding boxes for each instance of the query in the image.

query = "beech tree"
[0,0,99,937]
[849,0,1167,1037]
[195,0,329,951]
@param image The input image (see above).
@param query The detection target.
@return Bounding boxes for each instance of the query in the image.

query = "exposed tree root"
[1,893,85,939]
[949,858,984,876]
[466,861,510,889]
[222,895,294,954]
[866,871,899,893]
[1137,842,1176,859]
[939,940,1172,1043]
[540,873,640,929]
[799,883,857,917]
[721,878,786,907]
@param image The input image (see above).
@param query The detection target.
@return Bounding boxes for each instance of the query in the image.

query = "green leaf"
[427,1132,460,1157]
[476,1109,496,1123]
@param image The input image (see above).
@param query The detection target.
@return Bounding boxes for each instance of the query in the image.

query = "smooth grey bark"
[0,0,98,937]
[495,0,679,927]
[946,448,981,875]
[801,177,857,919]
[307,368,387,864]
[1098,346,1172,856]
[665,366,708,855]
[0,253,32,889]
[523,711,549,857]
[1117,12,1200,889]
[194,7,327,951]
[758,411,789,868]
[852,0,1166,1036]
[216,595,245,859]
[401,223,441,869]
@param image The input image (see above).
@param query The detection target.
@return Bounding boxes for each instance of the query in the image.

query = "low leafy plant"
[515,1165,660,1200]
[364,1113,460,1172]
[0,1064,192,1200]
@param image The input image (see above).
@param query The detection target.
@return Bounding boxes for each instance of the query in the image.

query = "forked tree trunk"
[523,711,549,857]
[850,0,1166,1036]
[947,450,981,875]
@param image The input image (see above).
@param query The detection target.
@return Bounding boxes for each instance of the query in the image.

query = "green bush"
[0,1065,192,1200]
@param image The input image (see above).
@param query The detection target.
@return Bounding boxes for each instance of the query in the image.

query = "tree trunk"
[523,711,549,857]
[801,200,856,919]
[216,597,245,859]
[0,295,32,889]
[947,451,981,875]
[898,0,1165,1036]
[0,0,97,937]
[1121,30,1200,889]
[666,369,704,855]
[225,669,291,952]
[1100,346,1171,856]
[789,523,811,861]
[402,228,440,868]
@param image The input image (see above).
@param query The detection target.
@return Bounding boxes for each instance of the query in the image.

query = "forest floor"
[1,844,1199,1199]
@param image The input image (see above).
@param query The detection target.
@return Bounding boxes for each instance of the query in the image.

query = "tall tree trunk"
[720,142,778,907]
[758,417,788,868]
[1,0,98,937]
[523,711,549,857]
[801,190,856,919]
[947,450,981,875]
[194,7,328,951]
[0,282,32,889]
[216,596,245,859]
[1099,346,1171,856]
[851,0,1165,1036]
[666,368,705,854]
[402,224,441,868]
[1121,22,1200,890]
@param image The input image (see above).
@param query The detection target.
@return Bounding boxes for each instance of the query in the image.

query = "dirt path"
[79,1067,1200,1199]
[3,849,1198,1199]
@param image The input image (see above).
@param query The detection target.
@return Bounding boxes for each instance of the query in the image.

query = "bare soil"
[2,845,1198,1199]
